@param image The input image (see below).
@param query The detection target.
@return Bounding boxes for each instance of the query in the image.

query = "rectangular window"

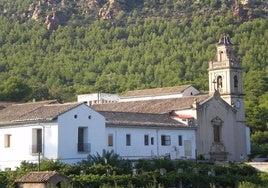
[126,134,131,146]
[78,127,89,152]
[4,134,11,148]
[161,135,171,146]
[178,135,183,146]
[151,137,154,145]
[78,127,84,151]
[214,125,221,142]
[108,134,113,146]
[32,129,42,153]
[144,135,149,146]
[184,140,192,156]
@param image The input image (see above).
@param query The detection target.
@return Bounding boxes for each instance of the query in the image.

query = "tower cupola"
[208,34,244,105]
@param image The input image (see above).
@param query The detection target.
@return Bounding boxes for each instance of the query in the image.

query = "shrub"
[135,159,154,171]
[153,158,175,172]
[238,181,262,188]
[0,172,8,187]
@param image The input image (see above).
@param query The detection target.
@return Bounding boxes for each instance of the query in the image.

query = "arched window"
[234,75,238,88]
[219,51,224,61]
[217,76,223,92]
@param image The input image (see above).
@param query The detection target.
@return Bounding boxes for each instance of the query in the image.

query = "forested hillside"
[0,0,268,157]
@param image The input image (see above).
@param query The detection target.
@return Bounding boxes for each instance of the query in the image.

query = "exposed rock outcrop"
[3,0,266,30]
[32,8,41,21]
[25,0,126,29]
[88,0,101,9]
[240,0,255,7]
[99,0,126,20]
[233,1,247,20]
[45,10,68,30]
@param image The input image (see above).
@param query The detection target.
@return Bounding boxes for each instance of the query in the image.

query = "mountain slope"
[0,0,267,129]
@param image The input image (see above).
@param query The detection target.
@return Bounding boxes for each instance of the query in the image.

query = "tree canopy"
[0,0,267,157]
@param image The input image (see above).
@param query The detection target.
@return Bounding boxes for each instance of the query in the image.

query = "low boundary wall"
[247,162,268,173]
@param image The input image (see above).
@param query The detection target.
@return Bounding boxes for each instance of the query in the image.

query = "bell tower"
[208,34,244,109]
[208,35,248,161]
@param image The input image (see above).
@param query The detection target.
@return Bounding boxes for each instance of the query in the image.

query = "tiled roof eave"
[199,95,214,105]
[106,121,197,129]
[15,171,61,183]
[0,118,56,126]
[120,92,183,99]
[121,85,192,98]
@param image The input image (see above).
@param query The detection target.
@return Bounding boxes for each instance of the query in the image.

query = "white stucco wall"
[57,104,106,164]
[119,93,184,102]
[42,123,58,159]
[105,126,196,160]
[77,93,120,105]
[182,87,200,96]
[120,86,200,102]
[0,123,57,170]
[0,104,106,170]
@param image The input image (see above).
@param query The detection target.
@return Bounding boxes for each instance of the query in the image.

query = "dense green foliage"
[1,157,268,187]
[0,0,267,157]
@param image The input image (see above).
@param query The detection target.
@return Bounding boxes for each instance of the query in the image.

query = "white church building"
[0,35,250,170]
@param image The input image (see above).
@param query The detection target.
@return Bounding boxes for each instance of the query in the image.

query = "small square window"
[161,135,171,146]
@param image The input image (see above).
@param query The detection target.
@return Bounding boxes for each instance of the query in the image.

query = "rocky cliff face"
[25,0,126,30]
[233,1,248,21]
[1,0,267,30]
[99,0,126,20]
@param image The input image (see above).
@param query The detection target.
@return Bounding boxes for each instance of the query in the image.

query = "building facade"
[0,35,250,170]
[102,111,197,160]
[0,101,106,170]
[92,35,250,162]
[0,101,195,170]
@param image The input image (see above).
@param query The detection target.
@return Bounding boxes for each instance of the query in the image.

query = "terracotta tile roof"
[100,111,194,128]
[15,171,68,183]
[18,103,81,121]
[121,85,192,98]
[0,100,81,125]
[93,94,210,114]
[0,102,16,110]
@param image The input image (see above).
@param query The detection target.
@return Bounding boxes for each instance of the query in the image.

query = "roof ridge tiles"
[11,100,58,106]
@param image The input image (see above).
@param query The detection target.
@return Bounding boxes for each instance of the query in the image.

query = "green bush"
[0,172,8,187]
[86,164,113,175]
[135,159,154,172]
[2,159,268,187]
[238,181,262,188]
[153,158,175,172]
[258,172,268,186]
[129,172,156,187]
